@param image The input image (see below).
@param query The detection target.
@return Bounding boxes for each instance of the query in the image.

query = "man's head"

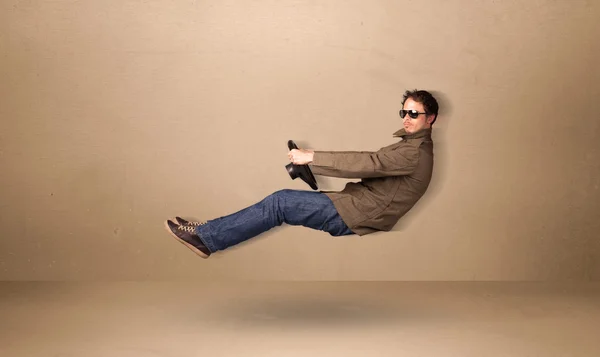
[400,89,439,134]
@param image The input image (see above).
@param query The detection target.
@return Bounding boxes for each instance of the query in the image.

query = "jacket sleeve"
[307,145,420,179]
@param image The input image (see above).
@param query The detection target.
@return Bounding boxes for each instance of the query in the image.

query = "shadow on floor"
[193,294,449,329]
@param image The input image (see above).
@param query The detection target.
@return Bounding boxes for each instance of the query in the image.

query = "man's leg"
[190,189,354,253]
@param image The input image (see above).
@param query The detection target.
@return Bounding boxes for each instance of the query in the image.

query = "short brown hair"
[402,89,439,125]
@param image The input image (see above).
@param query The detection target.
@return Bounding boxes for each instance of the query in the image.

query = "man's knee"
[272,188,294,196]
[263,189,291,209]
[259,190,293,225]
[267,189,295,203]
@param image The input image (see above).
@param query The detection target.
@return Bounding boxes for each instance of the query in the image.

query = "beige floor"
[1,282,599,356]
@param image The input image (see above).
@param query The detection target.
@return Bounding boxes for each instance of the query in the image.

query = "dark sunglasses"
[399,109,427,119]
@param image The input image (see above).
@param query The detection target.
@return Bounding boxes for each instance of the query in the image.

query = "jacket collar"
[393,127,432,139]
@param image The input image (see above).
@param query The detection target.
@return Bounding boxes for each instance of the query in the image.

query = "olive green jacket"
[308,128,434,236]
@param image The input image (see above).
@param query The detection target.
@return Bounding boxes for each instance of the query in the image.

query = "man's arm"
[297,146,420,179]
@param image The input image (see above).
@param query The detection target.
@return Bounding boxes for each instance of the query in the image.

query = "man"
[164,89,439,258]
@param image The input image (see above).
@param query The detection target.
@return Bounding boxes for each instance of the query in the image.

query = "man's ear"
[426,114,435,125]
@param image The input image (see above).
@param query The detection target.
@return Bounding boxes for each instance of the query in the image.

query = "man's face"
[401,98,434,134]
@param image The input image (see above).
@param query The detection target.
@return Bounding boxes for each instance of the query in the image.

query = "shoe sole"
[163,220,210,259]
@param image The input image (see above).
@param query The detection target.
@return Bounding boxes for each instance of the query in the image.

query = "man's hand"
[288,148,314,165]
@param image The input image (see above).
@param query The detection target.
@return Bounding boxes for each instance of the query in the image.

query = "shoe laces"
[187,221,206,227]
[177,225,197,233]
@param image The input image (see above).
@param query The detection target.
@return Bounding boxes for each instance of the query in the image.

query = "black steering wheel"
[285,140,319,190]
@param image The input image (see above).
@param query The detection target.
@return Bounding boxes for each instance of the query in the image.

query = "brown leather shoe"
[164,219,211,258]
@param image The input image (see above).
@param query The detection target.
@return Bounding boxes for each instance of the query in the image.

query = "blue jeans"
[195,189,355,252]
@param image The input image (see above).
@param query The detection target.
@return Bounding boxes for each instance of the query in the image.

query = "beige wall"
[1,0,599,281]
